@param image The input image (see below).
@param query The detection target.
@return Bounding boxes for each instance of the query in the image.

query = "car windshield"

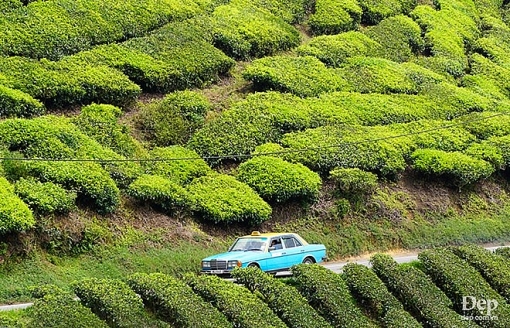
[229,238,267,251]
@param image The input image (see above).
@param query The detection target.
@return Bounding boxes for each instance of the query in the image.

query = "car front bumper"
[200,269,232,275]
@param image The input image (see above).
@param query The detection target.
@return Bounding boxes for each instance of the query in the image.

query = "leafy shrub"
[243,56,349,97]
[281,125,413,176]
[73,278,165,328]
[370,253,476,327]
[186,174,272,224]
[0,177,35,234]
[73,104,141,158]
[138,91,211,146]
[144,146,212,185]
[291,264,376,327]
[419,248,510,327]
[244,0,309,23]
[237,156,321,202]
[14,177,76,215]
[186,274,287,328]
[364,15,424,62]
[329,168,378,194]
[463,142,505,169]
[127,174,189,210]
[232,267,332,328]
[128,273,231,328]
[454,245,510,302]
[211,2,300,59]
[342,263,421,327]
[308,0,362,35]
[0,56,141,108]
[455,112,510,139]
[360,0,416,24]
[411,149,494,186]
[495,247,510,260]
[297,31,382,67]
[0,0,208,60]
[25,292,108,328]
[253,143,285,155]
[469,53,510,96]
[0,85,45,118]
[0,0,21,13]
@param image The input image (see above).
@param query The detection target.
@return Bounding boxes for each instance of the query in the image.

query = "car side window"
[270,238,283,249]
[283,237,296,248]
[293,237,302,247]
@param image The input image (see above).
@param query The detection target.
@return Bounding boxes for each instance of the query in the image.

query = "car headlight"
[228,260,241,268]
[202,261,210,268]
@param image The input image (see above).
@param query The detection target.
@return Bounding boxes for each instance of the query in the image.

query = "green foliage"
[253,142,285,155]
[73,104,141,158]
[232,267,332,328]
[370,253,476,327]
[0,177,35,234]
[360,0,416,24]
[25,292,108,328]
[342,263,421,327]
[463,142,505,169]
[453,245,510,302]
[14,177,76,215]
[495,247,510,260]
[210,1,300,59]
[364,15,424,62]
[281,125,413,176]
[411,149,494,186]
[128,272,231,328]
[0,0,210,60]
[243,56,349,97]
[297,31,382,67]
[73,278,166,328]
[291,264,376,327]
[0,56,140,108]
[455,112,510,139]
[144,146,212,185]
[483,135,510,168]
[329,168,378,194]
[469,53,510,97]
[186,274,287,328]
[138,91,211,146]
[244,0,310,23]
[308,0,362,35]
[127,174,189,210]
[237,156,322,202]
[0,85,45,118]
[0,0,22,13]
[186,174,272,224]
[419,248,510,327]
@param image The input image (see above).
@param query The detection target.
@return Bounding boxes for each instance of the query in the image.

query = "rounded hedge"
[127,174,189,210]
[237,156,322,202]
[15,177,76,215]
[308,0,362,35]
[0,177,35,234]
[329,168,378,194]
[186,174,272,224]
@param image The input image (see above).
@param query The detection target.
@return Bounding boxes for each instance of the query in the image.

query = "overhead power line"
[0,112,506,163]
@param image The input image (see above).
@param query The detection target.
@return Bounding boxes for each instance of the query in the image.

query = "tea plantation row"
[8,245,510,327]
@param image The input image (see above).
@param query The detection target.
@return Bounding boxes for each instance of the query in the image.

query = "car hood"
[202,251,265,262]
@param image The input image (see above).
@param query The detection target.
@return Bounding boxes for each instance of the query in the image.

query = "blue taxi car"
[201,231,327,275]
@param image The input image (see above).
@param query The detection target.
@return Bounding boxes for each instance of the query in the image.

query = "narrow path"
[1,245,509,312]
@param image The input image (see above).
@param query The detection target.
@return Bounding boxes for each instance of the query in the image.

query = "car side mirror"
[269,246,276,251]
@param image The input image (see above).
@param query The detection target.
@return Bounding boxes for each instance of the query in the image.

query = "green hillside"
[1,0,510,311]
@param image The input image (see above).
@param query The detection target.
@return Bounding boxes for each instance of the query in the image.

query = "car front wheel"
[248,262,259,268]
[302,257,315,264]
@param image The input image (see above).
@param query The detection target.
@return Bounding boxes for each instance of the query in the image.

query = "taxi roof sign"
[251,231,261,236]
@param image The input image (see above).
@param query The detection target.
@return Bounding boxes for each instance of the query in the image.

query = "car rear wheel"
[302,257,315,264]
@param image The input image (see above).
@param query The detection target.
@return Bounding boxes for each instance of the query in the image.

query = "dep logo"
[462,296,498,319]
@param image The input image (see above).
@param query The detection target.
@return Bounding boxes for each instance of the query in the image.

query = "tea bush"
[237,156,322,202]
[342,263,421,327]
[138,91,211,146]
[360,0,416,24]
[25,291,108,328]
[232,267,332,328]
[186,274,287,328]
[453,245,510,302]
[454,112,510,139]
[241,0,309,23]
[210,2,300,59]
[308,0,362,35]
[186,174,272,224]
[469,53,510,96]
[297,31,382,67]
[128,273,231,328]
[371,253,476,327]
[419,248,510,327]
[243,56,350,97]
[291,264,376,327]
[495,247,510,260]
[329,168,378,195]
[411,149,494,186]
[463,142,505,169]
[15,177,76,215]
[364,15,424,62]
[144,146,212,185]
[0,85,45,118]
[127,175,189,211]
[73,278,165,328]
[0,177,35,234]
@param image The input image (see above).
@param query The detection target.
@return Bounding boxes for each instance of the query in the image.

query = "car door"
[282,236,303,267]
[266,237,286,271]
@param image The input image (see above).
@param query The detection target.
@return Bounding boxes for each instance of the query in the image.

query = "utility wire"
[0,112,506,163]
